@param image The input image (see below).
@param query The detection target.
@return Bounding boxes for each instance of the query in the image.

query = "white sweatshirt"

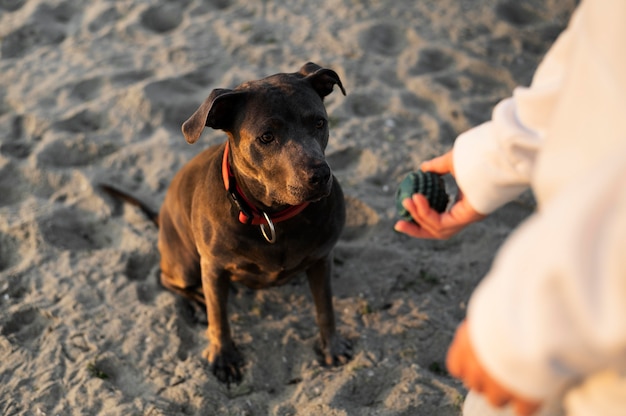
[451,1,626,414]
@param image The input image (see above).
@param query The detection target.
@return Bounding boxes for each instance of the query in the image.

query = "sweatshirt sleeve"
[452,10,577,215]
[467,146,626,400]
[452,98,541,214]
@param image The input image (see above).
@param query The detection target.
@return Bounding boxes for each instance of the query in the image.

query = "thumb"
[420,150,455,176]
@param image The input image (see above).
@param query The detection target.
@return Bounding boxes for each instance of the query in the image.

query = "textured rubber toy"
[396,170,449,221]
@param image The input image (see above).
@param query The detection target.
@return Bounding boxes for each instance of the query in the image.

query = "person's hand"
[394,151,486,239]
[447,321,543,416]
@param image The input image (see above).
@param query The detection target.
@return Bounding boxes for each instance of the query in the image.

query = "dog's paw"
[316,334,353,367]
[204,343,244,385]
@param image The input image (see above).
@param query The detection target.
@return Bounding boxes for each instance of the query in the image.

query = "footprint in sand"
[327,146,364,171]
[0,2,75,59]
[191,0,232,14]
[462,98,500,127]
[0,162,27,207]
[1,141,32,159]
[341,195,380,241]
[433,67,509,99]
[37,109,119,168]
[1,23,65,59]
[181,65,215,87]
[86,6,120,33]
[171,312,198,361]
[326,148,381,240]
[0,110,45,159]
[400,91,436,113]
[68,77,105,103]
[0,231,20,273]
[53,109,104,134]
[0,307,49,348]
[140,3,184,34]
[143,77,204,131]
[359,22,406,56]
[38,208,117,251]
[0,0,26,12]
[37,135,118,168]
[462,69,510,96]
[125,251,158,283]
[496,0,541,26]
[111,70,154,87]
[344,93,386,117]
[410,48,457,76]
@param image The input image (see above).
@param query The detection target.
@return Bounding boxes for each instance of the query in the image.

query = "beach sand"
[0,1,576,415]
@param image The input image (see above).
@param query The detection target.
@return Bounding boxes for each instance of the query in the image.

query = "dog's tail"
[100,184,160,227]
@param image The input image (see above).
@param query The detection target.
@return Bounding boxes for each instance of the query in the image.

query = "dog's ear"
[299,62,346,99]
[181,88,246,144]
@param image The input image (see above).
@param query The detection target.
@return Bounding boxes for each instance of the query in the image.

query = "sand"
[0,1,576,415]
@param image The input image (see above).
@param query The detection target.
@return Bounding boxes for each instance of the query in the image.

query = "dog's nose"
[309,163,331,186]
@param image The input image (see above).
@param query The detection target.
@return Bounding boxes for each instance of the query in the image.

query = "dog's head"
[182,62,345,208]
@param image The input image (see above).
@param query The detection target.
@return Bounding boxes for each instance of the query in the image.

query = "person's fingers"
[481,382,542,416]
[450,323,486,392]
[412,195,478,239]
[482,380,513,408]
[395,199,445,237]
[447,322,501,400]
[393,220,431,239]
[411,194,444,234]
[447,322,543,416]
[395,189,485,239]
[446,321,471,379]
[513,399,542,416]
[394,196,429,237]
[400,193,419,221]
[420,151,455,176]
[395,196,456,239]
[448,195,486,223]
[462,357,488,394]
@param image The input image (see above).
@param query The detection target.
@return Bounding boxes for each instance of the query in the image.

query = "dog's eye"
[258,132,275,144]
[315,119,326,129]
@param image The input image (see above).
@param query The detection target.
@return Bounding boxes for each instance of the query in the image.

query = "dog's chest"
[224,247,315,289]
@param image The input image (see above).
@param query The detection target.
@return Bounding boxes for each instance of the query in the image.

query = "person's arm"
[394,91,552,239]
[456,148,626,407]
[447,321,542,416]
[395,10,576,239]
[394,90,546,240]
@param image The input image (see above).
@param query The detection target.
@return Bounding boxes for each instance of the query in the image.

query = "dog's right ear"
[298,62,346,100]
[182,88,246,144]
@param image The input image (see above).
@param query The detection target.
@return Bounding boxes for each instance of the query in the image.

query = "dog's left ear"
[299,62,346,99]
[182,88,247,144]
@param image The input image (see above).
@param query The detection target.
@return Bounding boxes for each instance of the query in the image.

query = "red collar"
[222,141,309,226]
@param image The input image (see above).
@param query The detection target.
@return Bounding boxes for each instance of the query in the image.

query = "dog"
[103,62,351,384]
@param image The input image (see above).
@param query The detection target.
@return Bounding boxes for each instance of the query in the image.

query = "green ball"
[396,170,449,221]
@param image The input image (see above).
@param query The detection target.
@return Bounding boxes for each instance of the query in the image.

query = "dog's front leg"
[202,262,243,385]
[306,254,352,366]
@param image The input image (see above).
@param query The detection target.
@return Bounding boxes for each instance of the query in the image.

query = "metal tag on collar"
[260,211,276,243]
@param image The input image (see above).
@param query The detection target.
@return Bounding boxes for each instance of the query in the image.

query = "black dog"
[105,63,351,384]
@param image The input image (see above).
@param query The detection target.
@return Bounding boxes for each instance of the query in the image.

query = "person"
[394,1,626,415]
